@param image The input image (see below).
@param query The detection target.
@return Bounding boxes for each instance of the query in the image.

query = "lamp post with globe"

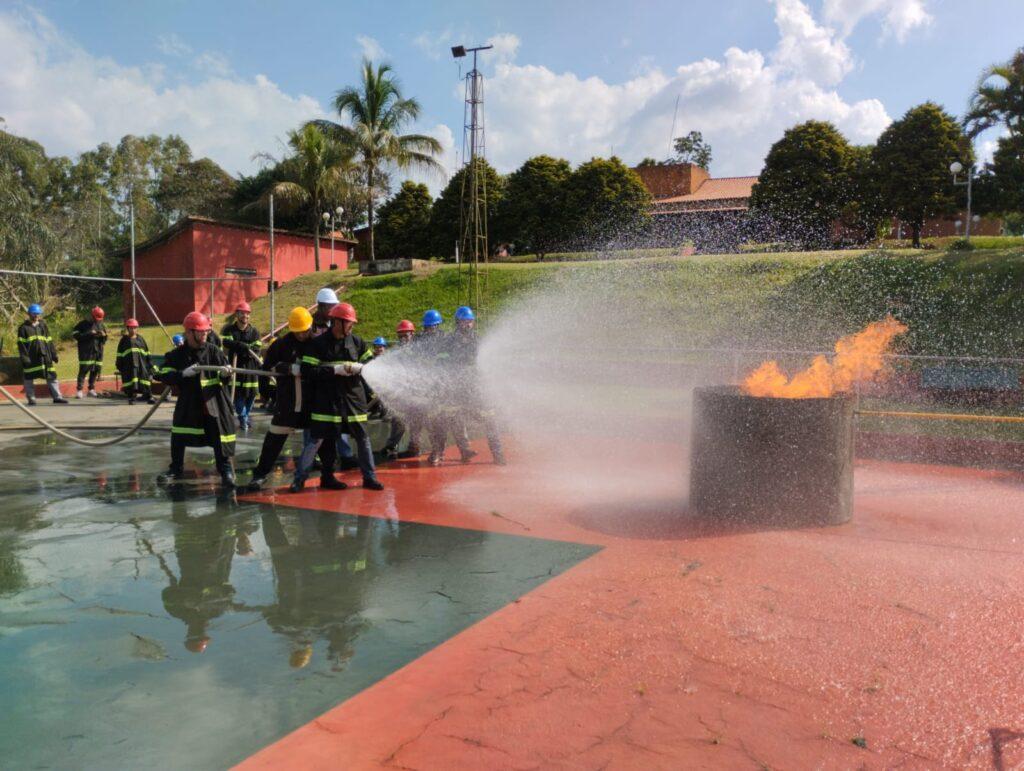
[949,161,974,243]
[322,206,345,270]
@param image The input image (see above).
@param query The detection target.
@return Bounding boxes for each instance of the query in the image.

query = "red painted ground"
[236,445,1024,770]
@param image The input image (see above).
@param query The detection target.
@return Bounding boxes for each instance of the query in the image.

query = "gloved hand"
[182,364,200,377]
[52,355,59,364]
[345,362,363,376]
[290,363,301,376]
[219,365,233,376]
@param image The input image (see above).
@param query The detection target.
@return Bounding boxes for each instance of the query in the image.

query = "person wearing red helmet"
[161,495,243,655]
[154,311,237,488]
[293,302,383,492]
[220,300,262,431]
[375,319,426,460]
[72,306,108,398]
[116,318,155,405]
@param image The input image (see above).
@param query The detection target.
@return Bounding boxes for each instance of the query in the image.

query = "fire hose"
[0,384,171,446]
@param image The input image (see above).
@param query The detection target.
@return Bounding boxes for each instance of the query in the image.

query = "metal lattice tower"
[455,44,492,312]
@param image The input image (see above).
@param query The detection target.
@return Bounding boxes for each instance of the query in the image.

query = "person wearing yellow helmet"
[247,307,336,491]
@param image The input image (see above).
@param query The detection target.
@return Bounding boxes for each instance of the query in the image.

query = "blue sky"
[2,0,1021,187]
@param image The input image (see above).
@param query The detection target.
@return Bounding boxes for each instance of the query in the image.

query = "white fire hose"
[0,384,171,447]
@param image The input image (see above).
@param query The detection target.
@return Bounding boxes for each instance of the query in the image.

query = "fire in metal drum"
[690,385,855,526]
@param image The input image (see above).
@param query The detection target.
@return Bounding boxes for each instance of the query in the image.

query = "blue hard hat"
[28,303,43,316]
[422,309,443,327]
[372,336,388,347]
[454,306,475,321]
[172,334,185,346]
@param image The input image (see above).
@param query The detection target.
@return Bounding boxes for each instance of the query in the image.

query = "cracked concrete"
[238,448,1024,769]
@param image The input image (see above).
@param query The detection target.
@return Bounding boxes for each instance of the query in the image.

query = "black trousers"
[77,364,99,390]
[170,417,230,473]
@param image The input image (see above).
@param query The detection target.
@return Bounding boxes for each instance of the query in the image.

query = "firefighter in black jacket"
[17,303,67,405]
[292,302,383,492]
[247,307,328,491]
[72,306,108,398]
[116,318,155,404]
[425,306,505,465]
[155,311,237,488]
[220,301,262,431]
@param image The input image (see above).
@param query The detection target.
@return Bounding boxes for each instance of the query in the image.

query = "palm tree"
[312,59,443,261]
[250,124,354,271]
[965,48,1024,139]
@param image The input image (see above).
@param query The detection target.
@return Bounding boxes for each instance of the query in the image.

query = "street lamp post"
[322,206,345,270]
[950,161,974,243]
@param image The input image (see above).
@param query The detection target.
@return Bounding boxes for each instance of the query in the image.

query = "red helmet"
[91,306,105,320]
[328,302,357,322]
[235,301,252,313]
[396,319,415,333]
[183,311,212,331]
[125,318,140,328]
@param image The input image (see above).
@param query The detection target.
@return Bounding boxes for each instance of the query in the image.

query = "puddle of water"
[0,435,598,769]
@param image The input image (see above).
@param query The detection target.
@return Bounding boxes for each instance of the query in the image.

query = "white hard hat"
[316,287,339,305]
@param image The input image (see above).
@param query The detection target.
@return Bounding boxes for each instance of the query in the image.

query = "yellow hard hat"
[288,306,313,333]
[289,645,313,668]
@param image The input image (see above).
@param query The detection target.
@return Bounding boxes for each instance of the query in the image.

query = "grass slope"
[39,242,1024,383]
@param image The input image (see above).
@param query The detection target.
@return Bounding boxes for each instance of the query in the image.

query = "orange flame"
[742,317,908,399]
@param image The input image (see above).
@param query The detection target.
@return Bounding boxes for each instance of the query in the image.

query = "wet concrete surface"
[0,434,596,769]
[2,422,1024,769]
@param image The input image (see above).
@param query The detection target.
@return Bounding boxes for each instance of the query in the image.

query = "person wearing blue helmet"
[172,334,185,348]
[428,305,505,466]
[372,337,388,356]
[18,304,67,405]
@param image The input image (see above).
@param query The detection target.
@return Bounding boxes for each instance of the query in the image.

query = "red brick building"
[120,217,354,324]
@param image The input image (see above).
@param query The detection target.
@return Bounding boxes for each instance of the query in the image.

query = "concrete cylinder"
[690,385,854,526]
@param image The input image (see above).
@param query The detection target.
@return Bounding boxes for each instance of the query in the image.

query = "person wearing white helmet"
[312,288,339,337]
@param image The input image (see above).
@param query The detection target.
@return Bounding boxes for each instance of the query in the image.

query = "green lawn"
[38,241,1024,404]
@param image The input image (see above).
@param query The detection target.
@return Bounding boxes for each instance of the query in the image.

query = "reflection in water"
[159,494,255,653]
[0,434,598,769]
[259,511,372,670]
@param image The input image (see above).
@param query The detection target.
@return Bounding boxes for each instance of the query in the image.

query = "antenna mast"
[452,43,492,312]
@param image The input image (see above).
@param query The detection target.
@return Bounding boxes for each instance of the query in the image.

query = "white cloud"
[479,1,892,176]
[822,0,933,42]
[771,0,852,86]
[413,28,454,61]
[194,51,231,77]
[0,9,326,175]
[356,34,386,61]
[157,32,191,58]
[485,33,520,66]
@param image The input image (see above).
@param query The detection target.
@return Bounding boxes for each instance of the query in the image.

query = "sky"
[1,0,1020,192]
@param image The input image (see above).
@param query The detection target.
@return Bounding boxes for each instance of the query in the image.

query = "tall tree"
[750,121,852,246]
[154,157,237,224]
[375,181,433,259]
[313,59,443,261]
[965,48,1024,139]
[430,159,506,259]
[248,124,354,271]
[562,157,652,249]
[836,145,885,242]
[872,102,967,247]
[671,130,713,169]
[494,155,572,257]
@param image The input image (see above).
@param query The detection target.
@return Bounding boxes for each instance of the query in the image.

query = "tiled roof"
[655,176,758,204]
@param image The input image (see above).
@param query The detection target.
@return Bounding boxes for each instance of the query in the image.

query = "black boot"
[158,467,184,485]
[246,476,267,492]
[220,468,235,489]
[319,475,348,490]
[362,477,384,491]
